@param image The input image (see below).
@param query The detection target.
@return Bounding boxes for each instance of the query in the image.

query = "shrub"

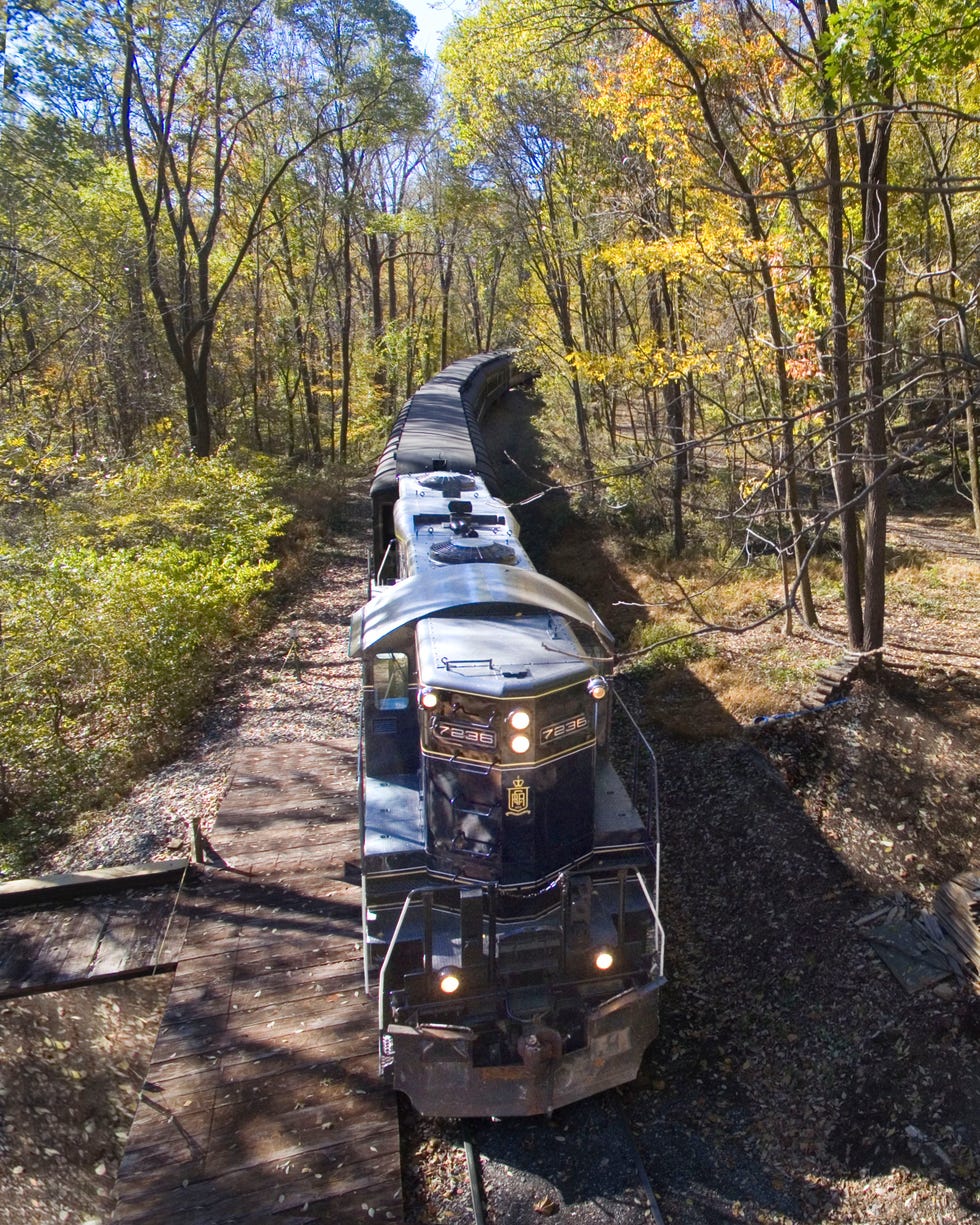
[0,443,292,871]
[626,617,716,669]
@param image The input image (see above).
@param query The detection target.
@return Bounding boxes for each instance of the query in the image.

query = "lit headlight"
[510,733,531,754]
[418,687,439,710]
[588,676,608,701]
[507,708,531,730]
[594,949,614,972]
[439,967,462,994]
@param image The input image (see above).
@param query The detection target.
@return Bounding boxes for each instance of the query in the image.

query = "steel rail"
[610,1094,667,1225]
[463,1132,487,1225]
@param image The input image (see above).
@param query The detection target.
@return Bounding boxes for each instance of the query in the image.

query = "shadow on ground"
[463,386,980,1224]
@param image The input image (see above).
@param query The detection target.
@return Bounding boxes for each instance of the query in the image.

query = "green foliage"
[627,618,715,670]
[0,441,292,871]
[824,0,980,93]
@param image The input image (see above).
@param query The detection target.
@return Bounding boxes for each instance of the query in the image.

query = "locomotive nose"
[518,1027,563,1071]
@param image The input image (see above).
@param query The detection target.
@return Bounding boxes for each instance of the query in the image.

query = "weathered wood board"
[111,740,404,1225]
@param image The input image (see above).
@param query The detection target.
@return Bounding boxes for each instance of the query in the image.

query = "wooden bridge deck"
[0,862,190,999]
[111,740,404,1225]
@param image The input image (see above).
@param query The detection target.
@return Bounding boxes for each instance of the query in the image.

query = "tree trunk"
[339,203,353,462]
[185,364,211,458]
[825,118,864,648]
[551,263,594,482]
[439,234,455,371]
[659,273,687,554]
[667,379,686,555]
[276,216,322,465]
[858,106,893,654]
[966,396,980,544]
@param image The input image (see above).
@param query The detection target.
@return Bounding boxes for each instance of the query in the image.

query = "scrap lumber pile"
[801,652,864,712]
[857,891,964,993]
[934,871,980,977]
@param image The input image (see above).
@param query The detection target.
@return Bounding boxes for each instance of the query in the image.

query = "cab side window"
[373,652,410,710]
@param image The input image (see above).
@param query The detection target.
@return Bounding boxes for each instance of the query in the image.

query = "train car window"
[373,652,410,710]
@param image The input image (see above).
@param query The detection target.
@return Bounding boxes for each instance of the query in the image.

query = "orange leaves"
[786,329,823,384]
[590,5,793,178]
[589,33,698,177]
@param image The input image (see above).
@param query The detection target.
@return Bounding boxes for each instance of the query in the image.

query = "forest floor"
[2,406,980,1223]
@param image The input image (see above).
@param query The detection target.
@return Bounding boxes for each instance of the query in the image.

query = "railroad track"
[459,1091,666,1224]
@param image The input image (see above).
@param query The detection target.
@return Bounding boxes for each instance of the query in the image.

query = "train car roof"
[369,354,508,499]
[348,566,614,657]
[393,472,528,577]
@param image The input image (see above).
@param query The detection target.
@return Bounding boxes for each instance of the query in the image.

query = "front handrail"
[633,868,666,981]
[375,538,396,588]
[371,866,666,1009]
[376,890,421,1032]
[612,688,661,916]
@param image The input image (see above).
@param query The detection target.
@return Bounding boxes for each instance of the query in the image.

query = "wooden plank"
[147,1009,371,1068]
[112,740,403,1225]
[113,1151,403,1225]
[87,891,173,978]
[34,903,110,985]
[156,899,192,966]
[0,859,188,907]
[935,877,980,970]
[203,1101,400,1169]
[1,880,189,996]
[0,911,44,992]
[115,1128,401,1202]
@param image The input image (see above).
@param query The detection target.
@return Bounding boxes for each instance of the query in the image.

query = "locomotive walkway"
[110,739,404,1225]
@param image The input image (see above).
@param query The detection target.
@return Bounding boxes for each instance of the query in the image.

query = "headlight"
[594,949,614,972]
[418,687,439,710]
[510,733,531,754]
[507,708,531,730]
[588,676,608,701]
[439,967,462,994]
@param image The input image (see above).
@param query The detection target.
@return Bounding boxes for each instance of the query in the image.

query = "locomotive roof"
[393,473,528,577]
[415,613,592,696]
[348,565,614,657]
[369,353,507,499]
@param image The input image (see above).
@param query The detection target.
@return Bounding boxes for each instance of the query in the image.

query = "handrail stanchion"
[377,892,418,1041]
[633,869,666,980]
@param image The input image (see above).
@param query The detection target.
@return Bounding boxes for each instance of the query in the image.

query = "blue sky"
[401,0,468,61]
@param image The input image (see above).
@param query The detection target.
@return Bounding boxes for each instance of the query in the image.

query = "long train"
[348,353,665,1116]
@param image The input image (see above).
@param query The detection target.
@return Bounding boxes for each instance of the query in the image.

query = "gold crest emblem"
[507,777,530,816]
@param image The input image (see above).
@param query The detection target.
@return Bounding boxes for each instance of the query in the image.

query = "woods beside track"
[2,474,980,1224]
[1,490,970,1225]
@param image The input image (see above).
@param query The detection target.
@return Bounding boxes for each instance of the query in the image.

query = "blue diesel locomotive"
[348,353,664,1116]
